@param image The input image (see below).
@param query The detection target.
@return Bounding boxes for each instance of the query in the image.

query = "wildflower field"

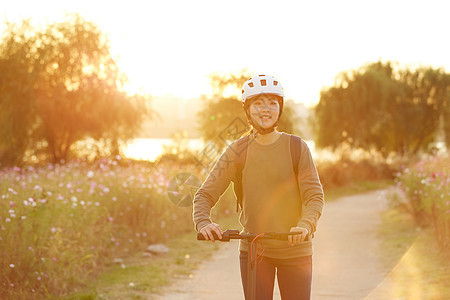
[395,155,450,250]
[0,157,210,299]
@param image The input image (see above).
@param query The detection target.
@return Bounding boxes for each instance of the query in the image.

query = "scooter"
[197,229,301,300]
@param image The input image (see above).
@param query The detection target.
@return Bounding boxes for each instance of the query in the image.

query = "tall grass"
[394,155,450,250]
[0,158,204,299]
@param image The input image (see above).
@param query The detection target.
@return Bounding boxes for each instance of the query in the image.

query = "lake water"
[123,138,204,161]
[123,138,320,162]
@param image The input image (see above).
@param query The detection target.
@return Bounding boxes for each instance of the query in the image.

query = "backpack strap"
[232,135,249,212]
[290,134,302,181]
[290,135,303,199]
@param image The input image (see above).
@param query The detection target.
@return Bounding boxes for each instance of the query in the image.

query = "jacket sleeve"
[296,140,324,235]
[193,145,237,232]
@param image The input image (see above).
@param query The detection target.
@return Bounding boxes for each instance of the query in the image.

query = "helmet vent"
[248,82,254,88]
[274,81,278,86]
[260,79,267,86]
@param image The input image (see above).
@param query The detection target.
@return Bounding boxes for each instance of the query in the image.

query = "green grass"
[379,207,420,267]
[378,206,450,299]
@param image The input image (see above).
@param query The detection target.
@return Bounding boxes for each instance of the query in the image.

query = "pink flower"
[8,188,17,195]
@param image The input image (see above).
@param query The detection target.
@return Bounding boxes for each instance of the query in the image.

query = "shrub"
[395,155,450,249]
[316,158,395,190]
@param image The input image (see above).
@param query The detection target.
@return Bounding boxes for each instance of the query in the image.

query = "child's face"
[248,94,280,129]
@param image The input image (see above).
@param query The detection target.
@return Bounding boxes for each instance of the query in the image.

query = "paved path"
[153,190,391,300]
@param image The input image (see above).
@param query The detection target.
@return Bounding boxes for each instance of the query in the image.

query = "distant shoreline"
[123,137,320,162]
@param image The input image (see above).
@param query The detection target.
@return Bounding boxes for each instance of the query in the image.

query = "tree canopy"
[314,61,450,157]
[0,15,150,165]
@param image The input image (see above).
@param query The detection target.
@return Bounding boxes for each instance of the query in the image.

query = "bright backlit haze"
[2,0,450,107]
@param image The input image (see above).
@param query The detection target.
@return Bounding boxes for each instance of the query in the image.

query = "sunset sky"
[2,0,450,107]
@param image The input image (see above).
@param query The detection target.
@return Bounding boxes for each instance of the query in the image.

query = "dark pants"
[239,251,312,300]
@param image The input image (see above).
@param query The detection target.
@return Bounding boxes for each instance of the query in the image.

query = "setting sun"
[3,0,450,107]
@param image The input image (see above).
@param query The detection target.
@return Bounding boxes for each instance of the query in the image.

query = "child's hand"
[288,227,309,246]
[199,223,223,242]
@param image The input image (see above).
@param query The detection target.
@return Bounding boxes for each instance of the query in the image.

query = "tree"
[197,70,299,152]
[444,100,450,150]
[314,61,449,157]
[0,15,150,165]
[395,67,449,155]
[0,20,39,165]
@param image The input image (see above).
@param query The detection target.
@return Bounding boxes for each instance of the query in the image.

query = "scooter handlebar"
[197,229,302,242]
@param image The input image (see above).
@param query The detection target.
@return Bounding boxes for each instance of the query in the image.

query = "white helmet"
[241,74,284,104]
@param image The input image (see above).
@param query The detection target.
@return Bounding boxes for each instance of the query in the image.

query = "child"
[193,74,324,300]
